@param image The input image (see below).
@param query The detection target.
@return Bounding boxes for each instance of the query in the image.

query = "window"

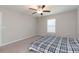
[47,19,56,33]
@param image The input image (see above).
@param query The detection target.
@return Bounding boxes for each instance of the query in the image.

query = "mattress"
[29,35,79,53]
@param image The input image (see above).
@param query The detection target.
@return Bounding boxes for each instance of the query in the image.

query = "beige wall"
[0,8,37,44]
[78,8,79,37]
[37,10,77,37]
[0,12,2,44]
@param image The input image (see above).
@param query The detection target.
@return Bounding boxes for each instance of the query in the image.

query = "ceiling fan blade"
[29,8,37,11]
[43,10,50,12]
[41,13,43,15]
[32,12,37,14]
[42,5,45,9]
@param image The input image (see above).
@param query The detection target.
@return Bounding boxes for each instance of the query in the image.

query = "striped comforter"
[29,35,79,53]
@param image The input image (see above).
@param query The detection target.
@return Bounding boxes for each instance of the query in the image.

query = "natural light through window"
[47,19,56,33]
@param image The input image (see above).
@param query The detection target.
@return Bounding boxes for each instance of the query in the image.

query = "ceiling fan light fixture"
[37,10,42,13]
[29,5,51,15]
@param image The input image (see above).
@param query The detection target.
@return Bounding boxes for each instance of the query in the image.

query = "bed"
[29,35,79,53]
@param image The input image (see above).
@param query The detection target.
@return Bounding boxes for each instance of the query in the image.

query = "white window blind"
[47,19,56,33]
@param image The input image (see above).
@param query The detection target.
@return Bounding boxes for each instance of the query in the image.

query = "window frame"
[47,19,56,33]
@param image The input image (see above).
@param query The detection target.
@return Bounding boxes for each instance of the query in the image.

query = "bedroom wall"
[78,8,79,37]
[37,10,77,37]
[0,8,37,45]
[0,12,2,44]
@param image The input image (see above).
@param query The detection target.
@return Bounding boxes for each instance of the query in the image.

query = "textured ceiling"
[0,5,79,17]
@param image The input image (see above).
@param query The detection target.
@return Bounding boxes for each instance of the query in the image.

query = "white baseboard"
[0,35,36,47]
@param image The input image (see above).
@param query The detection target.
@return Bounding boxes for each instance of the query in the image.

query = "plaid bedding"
[29,35,79,53]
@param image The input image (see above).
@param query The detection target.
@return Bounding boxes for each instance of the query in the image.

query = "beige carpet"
[0,36,41,53]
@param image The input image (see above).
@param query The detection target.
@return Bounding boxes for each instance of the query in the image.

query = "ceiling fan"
[29,5,51,15]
